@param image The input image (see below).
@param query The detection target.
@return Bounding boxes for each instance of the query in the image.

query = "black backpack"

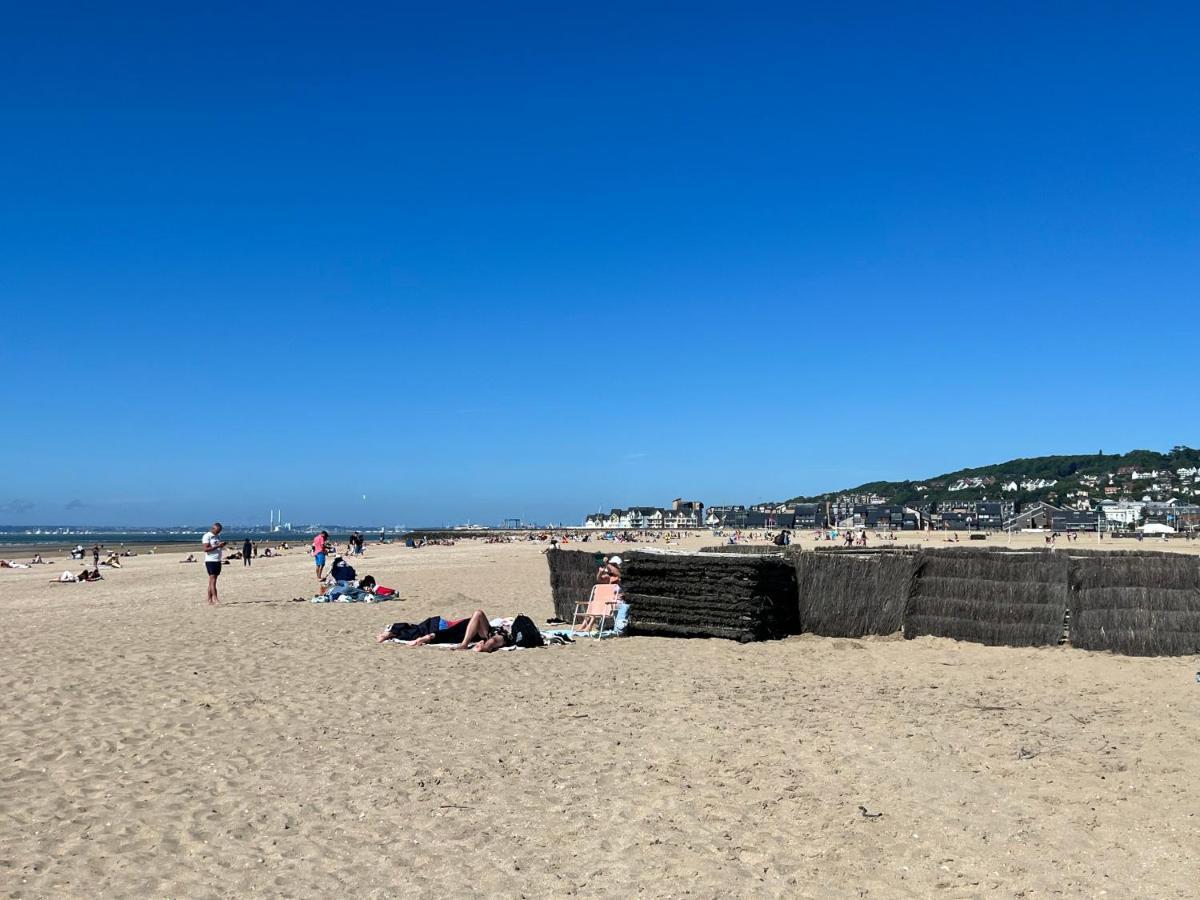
[509,614,544,648]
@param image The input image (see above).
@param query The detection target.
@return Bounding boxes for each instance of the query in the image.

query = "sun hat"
[609,555,623,565]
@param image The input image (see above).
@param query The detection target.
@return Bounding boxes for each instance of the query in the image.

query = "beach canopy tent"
[1139,523,1175,534]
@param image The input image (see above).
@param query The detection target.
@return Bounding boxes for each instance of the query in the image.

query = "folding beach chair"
[571,583,621,639]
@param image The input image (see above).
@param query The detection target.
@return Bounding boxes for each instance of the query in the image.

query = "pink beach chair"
[571,584,621,639]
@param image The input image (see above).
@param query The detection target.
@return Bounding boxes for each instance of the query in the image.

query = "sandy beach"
[2,534,1199,898]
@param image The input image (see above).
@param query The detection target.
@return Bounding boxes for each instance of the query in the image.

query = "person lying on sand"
[53,568,102,583]
[180,554,197,563]
[375,610,511,652]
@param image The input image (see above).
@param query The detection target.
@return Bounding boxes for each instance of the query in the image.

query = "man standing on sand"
[242,537,252,566]
[202,522,226,605]
[312,530,329,581]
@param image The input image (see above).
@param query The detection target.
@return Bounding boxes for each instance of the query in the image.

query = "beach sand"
[2,534,1199,898]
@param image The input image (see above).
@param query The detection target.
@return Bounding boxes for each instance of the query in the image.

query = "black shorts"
[206,561,222,576]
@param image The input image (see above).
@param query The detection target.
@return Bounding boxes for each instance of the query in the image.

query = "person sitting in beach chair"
[573,583,622,638]
[375,609,512,652]
[596,554,622,585]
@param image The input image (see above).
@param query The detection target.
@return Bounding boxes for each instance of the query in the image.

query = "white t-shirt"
[202,532,223,563]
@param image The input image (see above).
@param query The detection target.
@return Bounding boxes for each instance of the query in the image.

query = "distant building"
[791,503,826,529]
[1051,510,1098,532]
[1144,501,1200,530]
[1099,501,1144,527]
[706,505,797,529]
[1003,502,1064,530]
[585,500,704,529]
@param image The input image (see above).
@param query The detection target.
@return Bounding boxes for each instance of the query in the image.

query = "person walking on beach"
[202,522,227,605]
[92,544,100,567]
[312,530,329,581]
[242,537,252,566]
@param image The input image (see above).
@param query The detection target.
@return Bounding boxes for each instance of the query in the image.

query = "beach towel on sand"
[311,587,391,603]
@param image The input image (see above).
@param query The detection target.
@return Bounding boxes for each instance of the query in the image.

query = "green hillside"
[785,446,1200,507]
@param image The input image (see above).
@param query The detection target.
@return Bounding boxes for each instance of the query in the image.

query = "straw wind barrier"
[700,544,789,555]
[545,549,607,621]
[622,553,799,642]
[1070,552,1200,656]
[549,546,1200,655]
[794,551,915,637]
[904,549,1070,647]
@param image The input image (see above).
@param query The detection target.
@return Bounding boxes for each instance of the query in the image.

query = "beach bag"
[374,586,396,597]
[509,614,544,648]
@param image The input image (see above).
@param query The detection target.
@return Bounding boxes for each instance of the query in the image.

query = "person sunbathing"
[596,555,622,584]
[31,553,45,564]
[375,609,510,652]
[180,553,196,563]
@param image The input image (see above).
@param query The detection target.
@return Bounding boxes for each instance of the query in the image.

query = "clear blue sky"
[3,3,1197,526]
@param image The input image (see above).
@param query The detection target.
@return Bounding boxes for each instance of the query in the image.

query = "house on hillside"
[1020,478,1058,491]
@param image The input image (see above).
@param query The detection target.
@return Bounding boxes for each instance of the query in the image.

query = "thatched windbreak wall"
[904,550,1069,647]
[699,545,789,555]
[1070,553,1200,656]
[794,551,915,637]
[546,549,607,621]
[622,554,799,642]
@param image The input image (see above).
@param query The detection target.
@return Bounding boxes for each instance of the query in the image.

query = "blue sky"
[2,3,1197,526]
